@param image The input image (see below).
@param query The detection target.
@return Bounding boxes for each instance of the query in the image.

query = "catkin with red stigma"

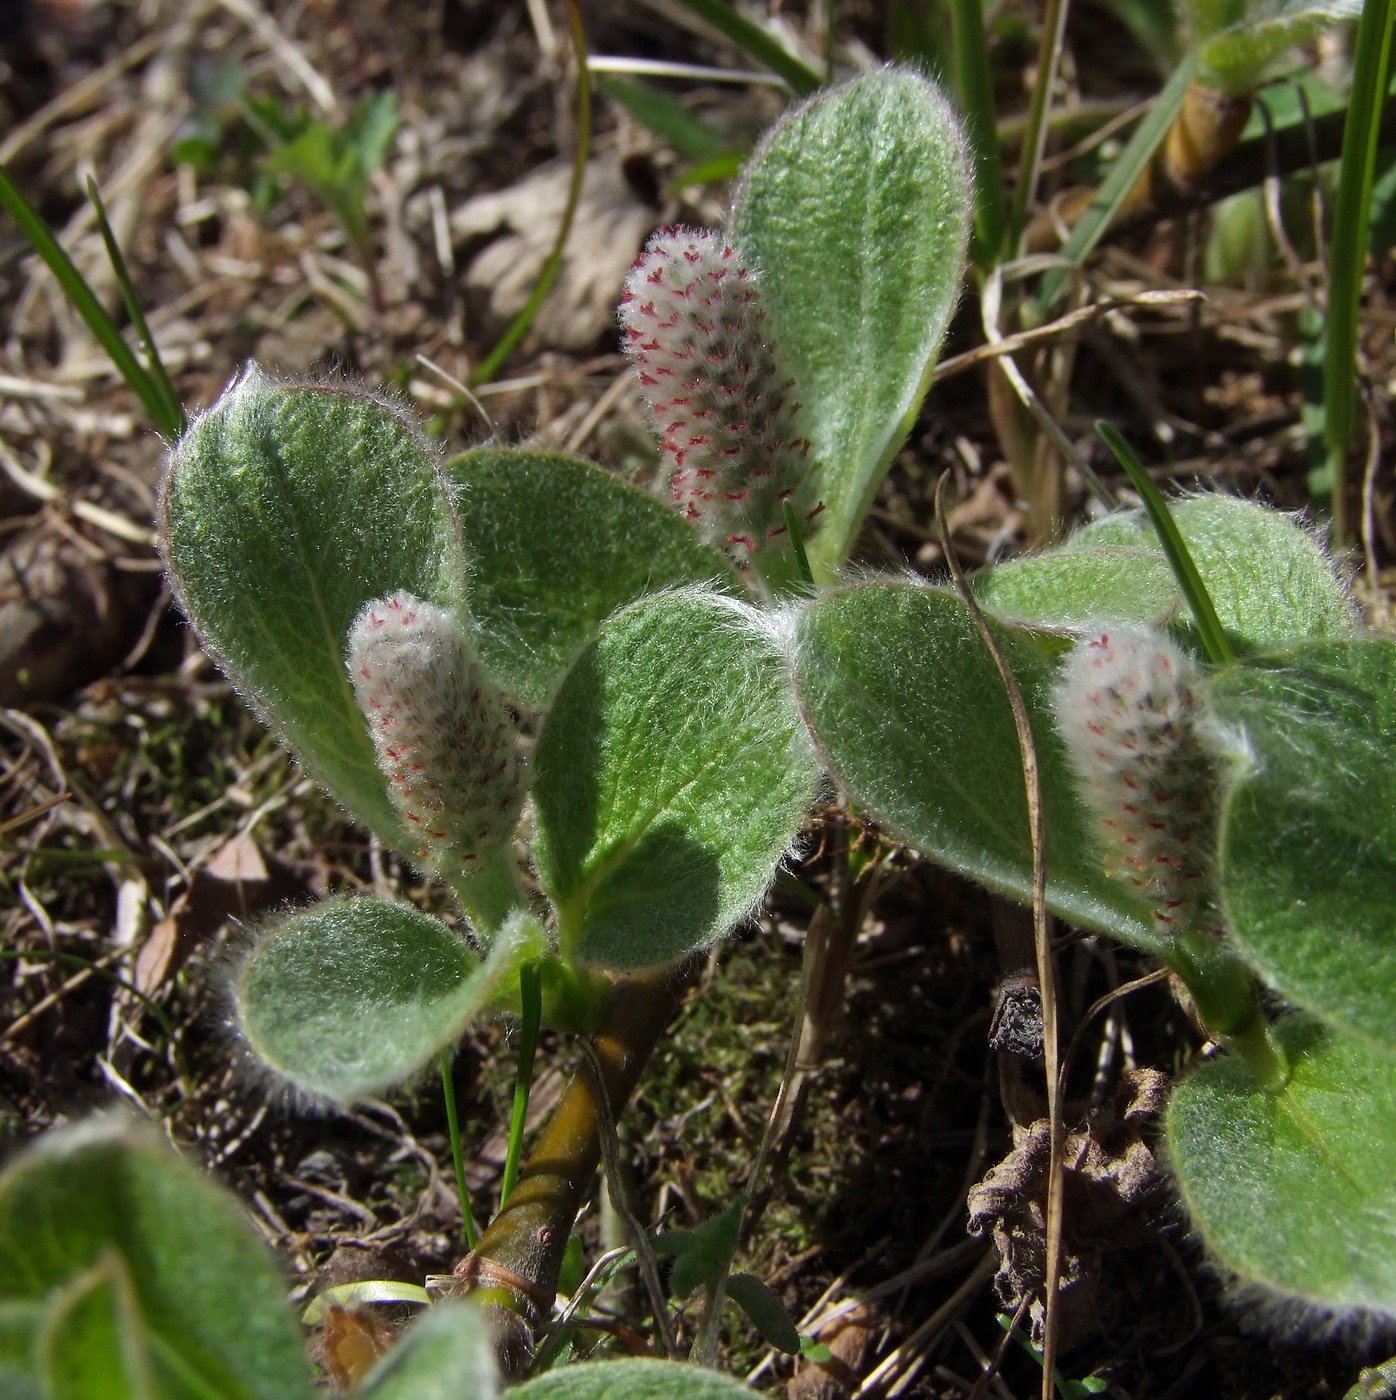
[1054,626,1222,937]
[620,227,820,557]
[347,592,525,871]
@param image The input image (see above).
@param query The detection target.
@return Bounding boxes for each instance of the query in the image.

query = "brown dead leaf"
[454,157,655,351]
[322,1304,395,1390]
[135,836,307,994]
[788,1303,873,1400]
[205,830,269,884]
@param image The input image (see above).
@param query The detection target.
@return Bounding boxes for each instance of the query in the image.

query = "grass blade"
[949,0,1008,266]
[86,178,185,437]
[1322,0,1395,542]
[1096,420,1234,666]
[0,161,182,437]
[471,0,592,384]
[499,960,542,1205]
[595,74,729,161]
[1033,56,1195,317]
[440,1047,479,1251]
[671,0,822,95]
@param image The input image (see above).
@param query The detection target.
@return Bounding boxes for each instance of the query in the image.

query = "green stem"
[500,960,543,1205]
[455,971,688,1362]
[440,1047,479,1251]
[949,0,1007,266]
[1173,940,1287,1091]
[1008,0,1071,251]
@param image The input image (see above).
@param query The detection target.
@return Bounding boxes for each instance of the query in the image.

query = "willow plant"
[0,69,972,1398]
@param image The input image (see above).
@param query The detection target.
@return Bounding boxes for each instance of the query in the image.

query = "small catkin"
[347,592,525,871]
[1053,626,1220,936]
[619,227,820,556]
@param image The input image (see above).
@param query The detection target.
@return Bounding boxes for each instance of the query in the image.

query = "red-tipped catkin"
[619,227,819,556]
[347,592,525,871]
[1053,626,1221,936]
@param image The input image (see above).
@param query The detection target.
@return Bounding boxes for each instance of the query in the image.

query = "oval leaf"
[1068,496,1353,651]
[533,590,817,970]
[0,1119,310,1400]
[973,547,1179,630]
[731,69,971,581]
[446,450,739,706]
[792,582,1160,947]
[726,1273,801,1355]
[513,1359,763,1400]
[1209,639,1396,1051]
[1169,1015,1396,1319]
[160,371,455,848]
[235,898,541,1102]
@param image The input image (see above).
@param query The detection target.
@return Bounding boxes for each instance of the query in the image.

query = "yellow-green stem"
[455,970,688,1358]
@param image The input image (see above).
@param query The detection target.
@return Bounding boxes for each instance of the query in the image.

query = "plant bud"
[347,592,525,871]
[619,227,820,557]
[1053,626,1221,936]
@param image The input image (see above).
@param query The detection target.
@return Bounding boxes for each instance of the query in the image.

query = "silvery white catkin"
[619,227,820,556]
[1053,626,1221,936]
[347,592,524,871]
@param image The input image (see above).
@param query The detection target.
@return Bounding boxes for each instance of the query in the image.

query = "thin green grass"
[1096,421,1234,665]
[0,162,184,439]
[499,959,542,1205]
[671,0,822,94]
[1033,57,1196,318]
[1322,0,1395,542]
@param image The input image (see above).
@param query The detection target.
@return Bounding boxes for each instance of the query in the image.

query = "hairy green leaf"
[161,372,455,849]
[0,1119,310,1400]
[793,582,1161,948]
[40,1260,153,1400]
[512,1359,763,1400]
[1169,1015,1396,1319]
[973,547,1179,629]
[533,590,817,970]
[1058,495,1353,649]
[445,450,739,707]
[1210,639,1396,1051]
[726,1273,801,1355]
[235,898,541,1102]
[731,69,970,583]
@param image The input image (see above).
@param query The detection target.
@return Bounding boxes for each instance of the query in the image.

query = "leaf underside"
[236,897,538,1102]
[1169,1015,1396,1319]
[1210,639,1396,1052]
